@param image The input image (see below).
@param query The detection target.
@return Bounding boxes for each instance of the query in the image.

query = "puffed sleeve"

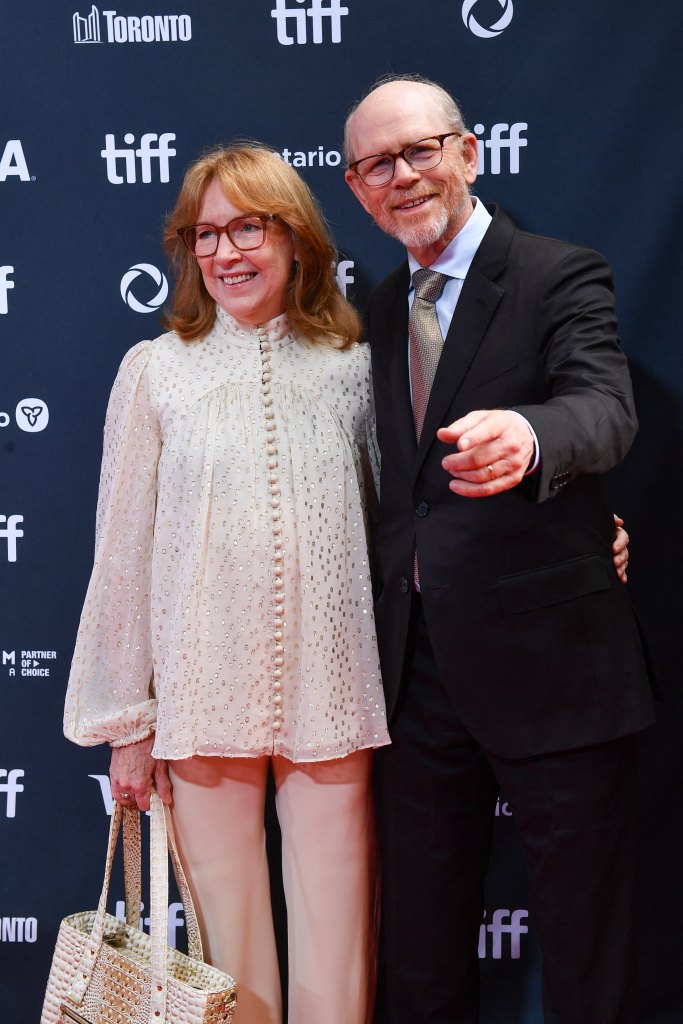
[64,340,161,747]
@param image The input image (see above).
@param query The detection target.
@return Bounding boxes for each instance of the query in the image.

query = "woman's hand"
[110,735,173,811]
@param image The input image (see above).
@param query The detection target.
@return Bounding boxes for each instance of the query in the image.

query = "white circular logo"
[120,263,168,314]
[16,398,49,433]
[462,0,513,38]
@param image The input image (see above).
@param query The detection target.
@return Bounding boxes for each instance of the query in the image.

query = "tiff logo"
[101,133,176,183]
[0,266,14,314]
[0,769,25,817]
[73,5,101,42]
[115,901,186,947]
[478,908,528,959]
[474,123,527,174]
[0,515,23,562]
[336,260,354,297]
[271,0,348,45]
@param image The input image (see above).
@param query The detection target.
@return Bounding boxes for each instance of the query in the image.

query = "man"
[344,76,654,1024]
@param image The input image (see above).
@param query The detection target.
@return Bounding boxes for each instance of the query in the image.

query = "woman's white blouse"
[64,308,389,762]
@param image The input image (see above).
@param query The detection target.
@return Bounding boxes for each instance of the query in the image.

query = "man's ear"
[344,169,372,214]
[460,133,479,186]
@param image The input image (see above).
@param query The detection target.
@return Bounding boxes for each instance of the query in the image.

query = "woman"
[64,143,389,1024]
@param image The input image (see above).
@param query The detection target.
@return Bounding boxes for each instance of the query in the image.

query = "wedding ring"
[486,464,495,479]
[119,792,130,799]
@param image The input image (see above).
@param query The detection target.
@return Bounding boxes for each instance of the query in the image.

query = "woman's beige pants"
[168,750,376,1024]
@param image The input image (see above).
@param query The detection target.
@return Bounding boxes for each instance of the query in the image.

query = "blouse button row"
[260,332,286,737]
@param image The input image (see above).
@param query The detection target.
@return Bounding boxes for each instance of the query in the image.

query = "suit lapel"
[378,265,417,470]
[414,271,504,478]
[413,204,513,481]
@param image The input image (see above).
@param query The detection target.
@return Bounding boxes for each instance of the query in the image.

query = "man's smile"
[392,192,438,212]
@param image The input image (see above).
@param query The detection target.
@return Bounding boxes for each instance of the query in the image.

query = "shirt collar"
[214,305,292,347]
[408,196,492,284]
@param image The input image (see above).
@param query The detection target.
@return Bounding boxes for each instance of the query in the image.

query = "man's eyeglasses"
[348,133,461,187]
[177,214,276,257]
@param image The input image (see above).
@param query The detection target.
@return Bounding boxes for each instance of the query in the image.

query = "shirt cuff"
[507,410,540,475]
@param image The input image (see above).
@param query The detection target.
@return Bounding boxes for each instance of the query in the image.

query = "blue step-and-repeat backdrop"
[1,2,682,1021]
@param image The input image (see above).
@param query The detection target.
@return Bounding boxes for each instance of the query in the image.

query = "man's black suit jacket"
[367,204,655,758]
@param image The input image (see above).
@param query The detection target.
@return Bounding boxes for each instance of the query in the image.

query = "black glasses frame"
[347,132,462,186]
[177,214,276,257]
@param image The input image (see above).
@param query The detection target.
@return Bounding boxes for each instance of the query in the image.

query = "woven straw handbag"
[40,791,237,1024]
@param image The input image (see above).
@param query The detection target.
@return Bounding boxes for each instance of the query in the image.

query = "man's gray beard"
[377,189,470,250]
[384,205,450,249]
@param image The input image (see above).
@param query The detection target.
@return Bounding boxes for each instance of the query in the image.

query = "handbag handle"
[123,806,142,928]
[67,790,204,1024]
[121,800,204,963]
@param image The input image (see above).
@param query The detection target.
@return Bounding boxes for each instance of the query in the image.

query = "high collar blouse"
[64,308,389,762]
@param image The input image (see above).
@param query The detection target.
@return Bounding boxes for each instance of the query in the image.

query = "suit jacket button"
[399,577,410,593]
[415,500,429,517]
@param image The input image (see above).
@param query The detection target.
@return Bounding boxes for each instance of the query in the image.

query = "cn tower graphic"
[73,5,101,43]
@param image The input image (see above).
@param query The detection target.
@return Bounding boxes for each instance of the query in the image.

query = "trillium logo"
[462,0,513,38]
[120,263,168,313]
[16,398,49,432]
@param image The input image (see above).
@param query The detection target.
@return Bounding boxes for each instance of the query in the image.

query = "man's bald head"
[343,75,467,165]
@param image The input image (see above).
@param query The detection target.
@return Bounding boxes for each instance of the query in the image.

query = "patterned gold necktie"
[409,268,449,590]
[409,268,449,440]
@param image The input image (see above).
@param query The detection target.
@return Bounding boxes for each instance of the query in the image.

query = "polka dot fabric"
[64,307,389,762]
